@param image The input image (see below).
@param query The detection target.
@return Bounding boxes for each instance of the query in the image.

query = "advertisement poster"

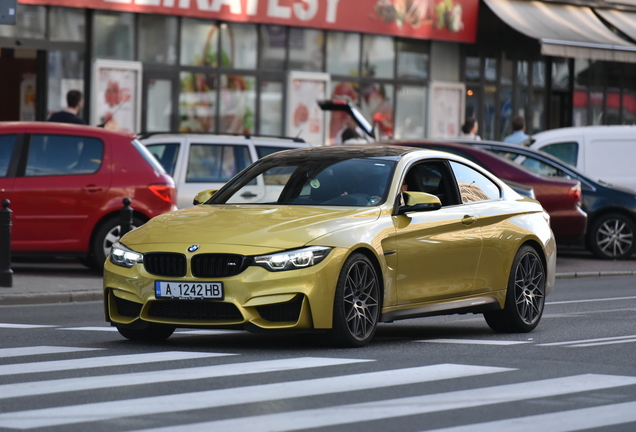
[91,60,142,133]
[19,73,36,121]
[287,72,329,146]
[428,81,465,138]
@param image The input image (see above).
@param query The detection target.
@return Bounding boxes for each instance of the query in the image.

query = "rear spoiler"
[317,99,378,141]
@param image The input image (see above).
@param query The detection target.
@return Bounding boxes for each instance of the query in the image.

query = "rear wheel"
[329,253,381,347]
[588,213,636,260]
[484,245,545,333]
[90,216,144,269]
[116,324,175,342]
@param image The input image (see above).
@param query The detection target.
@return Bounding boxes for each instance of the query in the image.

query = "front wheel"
[329,253,381,347]
[484,245,545,333]
[117,324,175,342]
[588,213,636,260]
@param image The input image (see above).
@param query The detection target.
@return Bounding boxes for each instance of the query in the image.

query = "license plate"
[155,281,223,299]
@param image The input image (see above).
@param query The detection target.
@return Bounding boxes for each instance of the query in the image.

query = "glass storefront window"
[501,55,513,86]
[552,58,570,89]
[361,83,394,139]
[146,79,172,132]
[260,26,286,70]
[0,5,45,39]
[499,86,513,137]
[259,81,283,135]
[327,32,360,76]
[465,87,479,120]
[93,11,134,61]
[484,58,497,82]
[483,85,496,140]
[138,15,177,65]
[397,39,429,80]
[179,72,217,132]
[328,81,360,144]
[221,23,257,69]
[607,90,621,125]
[516,87,528,118]
[517,61,529,86]
[395,85,426,139]
[590,91,604,125]
[49,7,84,42]
[47,50,84,117]
[289,27,324,71]
[533,62,545,87]
[465,57,480,82]
[362,35,394,78]
[531,90,545,133]
[219,74,256,134]
[623,91,636,125]
[180,19,218,66]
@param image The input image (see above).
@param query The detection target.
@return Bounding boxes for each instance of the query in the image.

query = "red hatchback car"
[390,141,587,243]
[0,122,177,268]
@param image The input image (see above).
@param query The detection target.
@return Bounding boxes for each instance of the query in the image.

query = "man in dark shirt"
[48,90,86,124]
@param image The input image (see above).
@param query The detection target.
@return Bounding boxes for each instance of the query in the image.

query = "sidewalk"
[1,247,635,305]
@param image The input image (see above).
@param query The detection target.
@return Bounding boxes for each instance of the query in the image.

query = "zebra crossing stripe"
[0,351,235,377]
[538,335,636,347]
[0,357,372,400]
[56,327,119,332]
[0,363,512,429]
[0,346,103,359]
[0,323,57,329]
[122,374,636,432]
[422,401,636,432]
[416,339,531,345]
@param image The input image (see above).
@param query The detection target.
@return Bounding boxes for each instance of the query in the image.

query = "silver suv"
[142,133,310,208]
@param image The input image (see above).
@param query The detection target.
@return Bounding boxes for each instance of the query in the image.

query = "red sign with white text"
[20,0,478,43]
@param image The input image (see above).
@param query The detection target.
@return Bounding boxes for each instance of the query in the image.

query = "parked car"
[141,133,311,209]
[457,139,636,259]
[104,145,555,346]
[388,141,587,243]
[525,125,636,191]
[0,122,177,268]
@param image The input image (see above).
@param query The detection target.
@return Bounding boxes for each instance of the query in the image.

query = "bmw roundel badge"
[187,245,199,253]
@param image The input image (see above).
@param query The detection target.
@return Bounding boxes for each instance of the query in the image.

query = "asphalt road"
[0,275,635,432]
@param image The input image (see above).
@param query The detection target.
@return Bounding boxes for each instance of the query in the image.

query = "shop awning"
[596,8,636,42]
[484,0,636,63]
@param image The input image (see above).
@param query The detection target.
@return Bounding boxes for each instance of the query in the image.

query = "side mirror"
[397,191,442,215]
[193,189,218,206]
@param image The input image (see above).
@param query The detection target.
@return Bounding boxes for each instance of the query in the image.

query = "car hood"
[122,205,382,250]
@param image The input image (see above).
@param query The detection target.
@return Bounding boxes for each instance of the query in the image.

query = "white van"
[142,134,311,208]
[526,126,636,191]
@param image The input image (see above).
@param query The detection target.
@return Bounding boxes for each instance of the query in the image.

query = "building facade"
[1,0,636,144]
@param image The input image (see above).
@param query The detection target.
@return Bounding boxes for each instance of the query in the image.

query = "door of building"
[0,49,41,122]
[142,68,178,133]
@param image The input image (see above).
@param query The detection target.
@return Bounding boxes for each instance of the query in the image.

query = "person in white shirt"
[503,116,530,144]
[460,117,481,140]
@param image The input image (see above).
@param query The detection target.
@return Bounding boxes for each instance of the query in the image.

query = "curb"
[1,271,635,306]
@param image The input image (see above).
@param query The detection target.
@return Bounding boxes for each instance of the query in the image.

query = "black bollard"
[120,198,133,238]
[0,199,13,288]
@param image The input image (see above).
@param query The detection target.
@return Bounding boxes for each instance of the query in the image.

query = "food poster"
[287,74,329,146]
[95,66,138,132]
[428,81,465,138]
[20,73,36,121]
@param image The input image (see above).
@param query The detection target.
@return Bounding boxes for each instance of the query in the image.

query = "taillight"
[148,184,175,204]
[568,183,582,204]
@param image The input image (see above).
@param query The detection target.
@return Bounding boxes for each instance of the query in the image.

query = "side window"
[255,145,294,159]
[146,143,180,176]
[493,151,565,178]
[402,161,459,207]
[541,142,578,167]
[25,135,103,176]
[449,161,500,203]
[0,134,17,177]
[186,144,252,182]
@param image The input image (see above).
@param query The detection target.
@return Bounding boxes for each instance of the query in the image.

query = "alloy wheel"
[343,261,379,341]
[596,218,634,258]
[514,251,545,325]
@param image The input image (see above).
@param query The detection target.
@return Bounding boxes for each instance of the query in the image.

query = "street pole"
[0,199,13,288]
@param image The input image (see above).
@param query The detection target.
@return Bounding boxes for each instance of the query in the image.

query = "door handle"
[82,185,103,193]
[461,215,477,225]
[241,192,257,198]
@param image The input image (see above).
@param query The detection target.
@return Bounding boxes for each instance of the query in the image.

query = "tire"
[588,213,636,260]
[116,324,175,342]
[91,216,145,269]
[329,253,381,347]
[484,245,545,333]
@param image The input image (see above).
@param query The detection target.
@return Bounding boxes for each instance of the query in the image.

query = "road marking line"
[0,346,103,359]
[416,339,531,345]
[569,338,636,347]
[0,357,372,400]
[0,351,235,376]
[422,401,636,432]
[537,335,636,346]
[0,323,57,329]
[0,363,513,429]
[546,296,636,305]
[57,327,119,332]
[121,374,636,432]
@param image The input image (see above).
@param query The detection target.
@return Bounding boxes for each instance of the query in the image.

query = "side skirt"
[380,296,501,322]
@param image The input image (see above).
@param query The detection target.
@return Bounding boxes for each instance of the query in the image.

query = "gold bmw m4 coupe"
[104,146,556,347]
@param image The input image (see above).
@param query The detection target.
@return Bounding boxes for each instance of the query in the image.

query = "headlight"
[110,242,143,268]
[253,246,331,272]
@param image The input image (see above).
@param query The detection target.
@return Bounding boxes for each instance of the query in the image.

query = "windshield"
[211,157,396,206]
